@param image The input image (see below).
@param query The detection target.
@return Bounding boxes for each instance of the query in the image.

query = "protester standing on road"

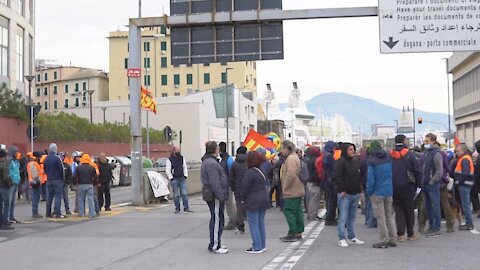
[450,143,475,231]
[219,142,236,230]
[229,146,248,234]
[323,141,337,226]
[97,153,113,212]
[390,135,422,242]
[422,133,444,237]
[166,147,192,214]
[0,144,13,230]
[304,146,322,221]
[240,151,270,254]
[475,140,480,219]
[43,143,65,218]
[279,140,304,242]
[75,154,97,218]
[7,145,21,224]
[334,143,364,248]
[366,141,396,248]
[59,152,73,215]
[27,152,44,218]
[71,151,82,213]
[201,142,229,254]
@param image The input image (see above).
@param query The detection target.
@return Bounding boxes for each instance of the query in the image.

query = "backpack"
[299,160,310,183]
[315,153,325,182]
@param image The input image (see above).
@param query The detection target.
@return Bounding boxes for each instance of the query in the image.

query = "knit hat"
[49,143,58,154]
[395,134,406,145]
[368,140,382,155]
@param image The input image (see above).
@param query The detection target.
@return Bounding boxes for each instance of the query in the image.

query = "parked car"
[115,156,132,186]
[154,158,168,169]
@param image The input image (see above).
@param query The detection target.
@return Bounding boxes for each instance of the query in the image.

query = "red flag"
[243,129,276,151]
[454,136,461,146]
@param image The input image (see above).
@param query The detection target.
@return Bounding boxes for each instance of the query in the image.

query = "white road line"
[278,222,325,270]
[261,220,321,270]
[111,202,132,208]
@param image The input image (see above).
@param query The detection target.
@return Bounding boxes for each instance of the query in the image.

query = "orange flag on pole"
[141,86,157,114]
[243,129,276,151]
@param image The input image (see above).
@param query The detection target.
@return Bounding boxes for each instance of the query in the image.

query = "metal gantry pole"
[28,79,33,152]
[412,99,416,146]
[445,59,452,148]
[129,20,144,206]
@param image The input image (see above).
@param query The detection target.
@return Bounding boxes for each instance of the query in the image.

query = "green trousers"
[284,197,305,236]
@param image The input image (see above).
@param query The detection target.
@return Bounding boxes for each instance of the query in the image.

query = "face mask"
[424,144,431,150]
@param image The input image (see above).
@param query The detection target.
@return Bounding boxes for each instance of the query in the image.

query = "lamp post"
[225,67,233,154]
[443,58,452,148]
[266,83,272,133]
[87,89,95,124]
[411,99,415,146]
[101,107,107,124]
[25,75,35,152]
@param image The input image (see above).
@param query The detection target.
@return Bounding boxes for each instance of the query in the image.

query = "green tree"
[0,83,27,122]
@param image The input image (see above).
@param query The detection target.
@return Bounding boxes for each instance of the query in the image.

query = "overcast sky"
[36,0,451,114]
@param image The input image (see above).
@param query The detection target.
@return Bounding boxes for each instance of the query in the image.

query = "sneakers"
[397,235,406,242]
[296,234,303,241]
[459,224,474,231]
[246,248,264,254]
[407,235,420,241]
[325,220,338,226]
[211,247,229,254]
[105,208,112,211]
[224,223,236,230]
[66,211,72,215]
[387,241,397,248]
[174,209,180,214]
[53,214,65,219]
[280,235,299,242]
[32,213,43,219]
[235,228,245,234]
[183,209,194,214]
[372,242,389,249]
[9,218,21,224]
[426,230,442,237]
[347,238,365,245]
[338,239,349,248]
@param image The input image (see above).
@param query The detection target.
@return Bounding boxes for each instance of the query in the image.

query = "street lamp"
[87,89,95,124]
[101,107,107,124]
[225,67,233,155]
[266,83,272,132]
[25,75,35,152]
[443,58,452,148]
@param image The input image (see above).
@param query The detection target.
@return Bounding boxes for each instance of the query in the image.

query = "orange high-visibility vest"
[27,160,43,182]
[455,155,474,175]
[39,155,48,184]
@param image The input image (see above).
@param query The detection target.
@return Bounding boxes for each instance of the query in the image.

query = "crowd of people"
[0,143,114,230]
[200,133,480,254]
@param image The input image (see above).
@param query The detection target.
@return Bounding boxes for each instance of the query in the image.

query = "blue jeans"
[0,187,10,225]
[424,183,441,231]
[247,210,266,251]
[30,187,41,215]
[9,185,18,220]
[78,184,95,217]
[365,193,377,228]
[46,180,63,216]
[63,183,70,212]
[171,178,189,211]
[207,199,225,251]
[337,193,359,241]
[93,186,100,213]
[459,185,473,226]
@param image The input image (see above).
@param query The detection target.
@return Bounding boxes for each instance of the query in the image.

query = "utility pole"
[411,99,416,146]
[25,75,35,152]
[443,58,452,148]
[225,67,233,154]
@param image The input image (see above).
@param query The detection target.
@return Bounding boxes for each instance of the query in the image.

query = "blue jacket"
[9,159,21,185]
[44,153,64,181]
[367,149,393,197]
[323,141,335,183]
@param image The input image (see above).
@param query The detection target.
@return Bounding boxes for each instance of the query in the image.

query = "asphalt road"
[1,189,480,270]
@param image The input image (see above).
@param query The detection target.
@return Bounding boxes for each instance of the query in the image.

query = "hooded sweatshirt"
[201,154,228,201]
[390,145,423,199]
[74,155,97,185]
[229,153,248,194]
[333,143,361,195]
[323,141,336,183]
[366,148,393,197]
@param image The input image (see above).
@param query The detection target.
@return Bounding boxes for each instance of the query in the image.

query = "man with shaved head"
[97,153,113,211]
[166,146,192,214]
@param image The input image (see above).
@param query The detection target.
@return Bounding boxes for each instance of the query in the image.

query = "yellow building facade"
[33,66,108,113]
[108,27,257,100]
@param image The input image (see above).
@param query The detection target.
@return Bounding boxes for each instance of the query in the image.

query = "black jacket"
[98,160,113,185]
[333,143,361,195]
[240,168,270,212]
[229,154,248,194]
[74,163,97,185]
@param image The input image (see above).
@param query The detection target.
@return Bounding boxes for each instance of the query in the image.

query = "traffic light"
[418,117,423,124]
